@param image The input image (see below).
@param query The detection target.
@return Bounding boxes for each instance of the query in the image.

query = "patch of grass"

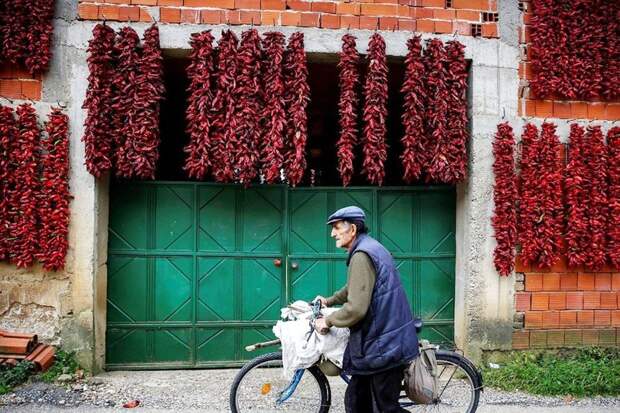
[482,347,620,397]
[0,361,35,395]
[39,349,79,383]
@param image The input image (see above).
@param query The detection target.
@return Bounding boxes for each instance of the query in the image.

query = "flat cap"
[326,206,366,225]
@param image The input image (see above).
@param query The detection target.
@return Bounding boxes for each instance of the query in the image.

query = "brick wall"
[77,0,499,36]
[0,66,43,101]
[517,1,620,121]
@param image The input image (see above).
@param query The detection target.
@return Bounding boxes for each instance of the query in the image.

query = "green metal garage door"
[106,182,455,369]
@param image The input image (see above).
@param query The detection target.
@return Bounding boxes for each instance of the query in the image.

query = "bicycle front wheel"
[401,350,482,413]
[230,352,331,413]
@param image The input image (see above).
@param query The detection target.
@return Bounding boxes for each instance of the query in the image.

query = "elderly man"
[314,206,419,413]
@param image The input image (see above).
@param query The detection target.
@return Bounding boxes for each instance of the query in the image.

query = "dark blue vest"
[342,234,419,375]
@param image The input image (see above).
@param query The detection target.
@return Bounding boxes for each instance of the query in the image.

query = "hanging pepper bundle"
[112,27,142,178]
[184,30,216,180]
[24,0,55,74]
[0,106,17,261]
[82,24,116,178]
[607,127,620,268]
[434,40,468,184]
[584,125,608,271]
[36,109,70,271]
[210,30,239,183]
[11,104,41,268]
[260,32,287,184]
[535,122,563,268]
[565,123,589,267]
[400,35,426,184]
[337,34,360,187]
[601,1,620,101]
[423,39,448,182]
[518,123,541,267]
[233,29,262,186]
[128,24,165,180]
[492,122,518,276]
[283,32,309,187]
[362,33,388,186]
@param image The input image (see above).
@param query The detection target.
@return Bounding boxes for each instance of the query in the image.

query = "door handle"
[273,258,282,267]
[291,262,299,270]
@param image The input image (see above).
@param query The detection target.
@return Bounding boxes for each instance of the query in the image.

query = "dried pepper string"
[584,125,608,271]
[0,105,17,261]
[565,123,589,267]
[518,123,541,267]
[607,127,620,268]
[337,34,360,187]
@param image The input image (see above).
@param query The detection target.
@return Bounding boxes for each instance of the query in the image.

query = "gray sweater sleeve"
[325,252,376,328]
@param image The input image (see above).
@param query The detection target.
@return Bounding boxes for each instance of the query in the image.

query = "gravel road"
[1,368,618,412]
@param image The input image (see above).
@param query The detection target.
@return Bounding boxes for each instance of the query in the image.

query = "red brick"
[159,0,183,5]
[584,292,601,309]
[321,13,340,28]
[181,8,201,23]
[548,292,566,310]
[0,80,21,99]
[20,81,41,100]
[336,2,359,15]
[512,330,529,349]
[553,101,571,119]
[529,331,547,348]
[546,330,564,347]
[118,6,140,21]
[453,0,485,9]
[613,273,620,290]
[612,310,620,327]
[78,3,99,20]
[542,273,561,291]
[160,7,181,22]
[531,293,549,311]
[398,18,416,31]
[560,310,577,327]
[281,10,301,25]
[535,100,553,118]
[413,7,433,18]
[132,0,157,5]
[561,273,578,290]
[577,310,594,326]
[434,9,455,19]
[582,329,599,345]
[600,292,617,309]
[595,310,611,326]
[261,11,280,25]
[239,10,261,24]
[595,273,612,291]
[515,255,530,272]
[456,9,480,21]
[525,311,543,328]
[380,16,398,30]
[543,311,560,328]
[201,9,222,23]
[564,329,582,346]
[312,1,336,13]
[340,15,360,29]
[453,21,470,35]
[139,7,152,21]
[300,12,320,26]
[288,0,311,11]
[566,292,584,310]
[359,16,379,30]
[187,0,234,6]
[361,4,398,16]
[570,102,588,119]
[435,20,452,33]
[515,292,531,312]
[422,0,444,6]
[578,273,595,290]
[587,102,607,120]
[550,256,569,273]
[262,0,286,9]
[608,103,620,121]
[223,10,241,24]
[482,22,497,38]
[397,5,409,17]
[524,99,536,116]
[236,0,261,8]
[526,273,543,291]
[99,5,121,20]
[416,19,434,32]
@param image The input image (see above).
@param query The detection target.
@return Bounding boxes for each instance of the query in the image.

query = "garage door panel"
[152,328,192,363]
[198,258,234,321]
[378,193,414,253]
[198,187,236,252]
[241,328,277,359]
[241,188,283,253]
[106,328,148,365]
[108,184,148,251]
[107,256,148,323]
[241,258,282,321]
[291,259,331,301]
[419,259,455,321]
[290,192,328,254]
[418,192,456,253]
[154,257,193,322]
[196,328,236,362]
[155,185,194,251]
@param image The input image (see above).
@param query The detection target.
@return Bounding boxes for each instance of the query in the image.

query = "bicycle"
[230,301,483,412]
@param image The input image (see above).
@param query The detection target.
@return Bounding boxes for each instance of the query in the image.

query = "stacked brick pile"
[0,330,55,370]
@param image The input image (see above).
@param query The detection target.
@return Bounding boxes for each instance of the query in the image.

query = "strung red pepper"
[400,35,426,184]
[82,24,116,178]
[584,125,608,271]
[233,29,262,186]
[492,122,517,276]
[337,34,360,187]
[261,31,287,184]
[184,30,216,180]
[0,105,17,261]
[362,33,388,186]
[607,127,620,268]
[565,123,589,267]
[11,104,41,268]
[283,32,309,187]
[37,109,71,271]
[518,123,541,267]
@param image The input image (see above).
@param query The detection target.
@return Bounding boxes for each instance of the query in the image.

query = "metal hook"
[56,100,67,109]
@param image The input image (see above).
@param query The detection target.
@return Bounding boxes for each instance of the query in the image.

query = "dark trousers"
[344,365,408,413]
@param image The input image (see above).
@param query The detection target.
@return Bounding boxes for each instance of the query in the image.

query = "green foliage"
[482,347,620,397]
[0,361,35,395]
[39,349,79,383]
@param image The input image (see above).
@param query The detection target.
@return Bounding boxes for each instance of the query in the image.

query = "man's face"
[330,221,356,250]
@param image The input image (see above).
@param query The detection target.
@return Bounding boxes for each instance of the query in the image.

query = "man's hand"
[314,317,330,335]
[314,295,328,308]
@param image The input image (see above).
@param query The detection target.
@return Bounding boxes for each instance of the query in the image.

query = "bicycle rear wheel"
[230,352,331,413]
[401,350,482,413]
